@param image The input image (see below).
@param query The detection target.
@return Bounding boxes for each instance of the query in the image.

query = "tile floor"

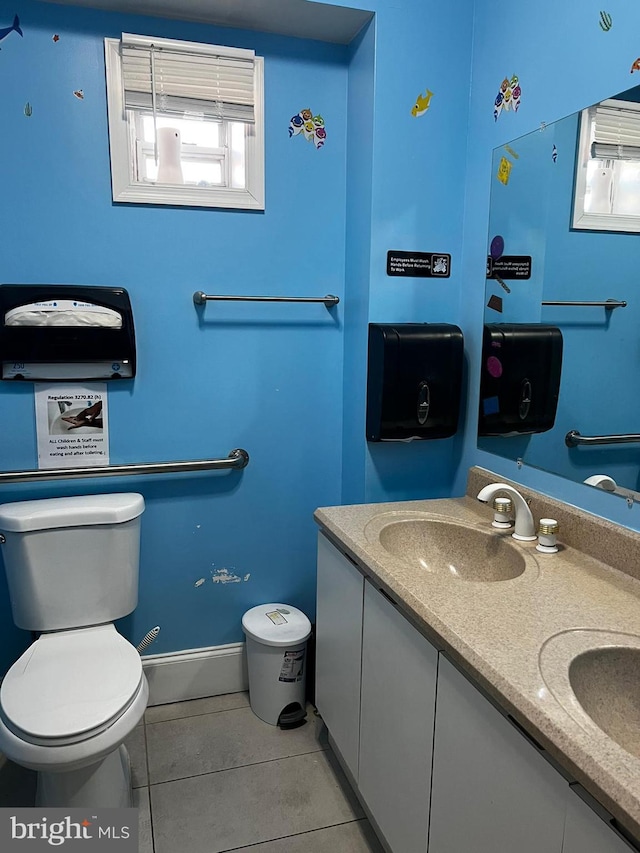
[0,693,384,853]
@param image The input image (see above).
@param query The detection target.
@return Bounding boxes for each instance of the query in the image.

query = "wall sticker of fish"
[411,89,434,117]
[0,14,23,47]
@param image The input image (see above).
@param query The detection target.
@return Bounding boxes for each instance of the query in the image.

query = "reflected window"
[573,95,640,231]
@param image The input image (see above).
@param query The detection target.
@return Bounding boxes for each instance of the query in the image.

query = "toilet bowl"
[0,624,149,807]
[0,493,148,807]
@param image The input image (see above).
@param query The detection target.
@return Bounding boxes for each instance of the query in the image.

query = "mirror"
[478,85,640,501]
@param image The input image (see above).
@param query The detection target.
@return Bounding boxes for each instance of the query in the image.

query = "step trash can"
[242,603,312,728]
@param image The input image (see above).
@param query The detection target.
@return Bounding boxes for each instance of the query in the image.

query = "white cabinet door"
[429,655,567,853]
[358,580,438,853]
[315,532,364,780]
[563,785,637,853]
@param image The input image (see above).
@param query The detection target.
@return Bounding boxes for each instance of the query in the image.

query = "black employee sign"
[387,251,451,278]
[486,255,532,280]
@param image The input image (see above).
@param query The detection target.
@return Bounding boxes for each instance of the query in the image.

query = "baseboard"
[141,642,248,706]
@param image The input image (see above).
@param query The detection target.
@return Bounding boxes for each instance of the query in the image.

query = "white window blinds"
[590,101,640,161]
[120,33,256,123]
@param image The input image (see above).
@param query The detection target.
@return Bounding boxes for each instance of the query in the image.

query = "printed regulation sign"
[0,809,137,851]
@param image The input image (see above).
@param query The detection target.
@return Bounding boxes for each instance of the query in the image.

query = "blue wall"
[336,0,474,504]
[0,0,350,671]
[0,0,476,674]
[457,0,640,529]
[5,0,640,677]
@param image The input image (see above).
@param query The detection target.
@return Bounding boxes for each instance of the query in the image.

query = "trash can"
[242,603,312,728]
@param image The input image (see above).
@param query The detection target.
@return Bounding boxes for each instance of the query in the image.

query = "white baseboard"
[141,642,248,706]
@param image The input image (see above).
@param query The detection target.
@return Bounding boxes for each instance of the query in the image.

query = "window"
[573,98,640,231]
[104,34,264,209]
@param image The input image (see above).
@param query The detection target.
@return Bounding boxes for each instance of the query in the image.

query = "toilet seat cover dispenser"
[0,625,142,740]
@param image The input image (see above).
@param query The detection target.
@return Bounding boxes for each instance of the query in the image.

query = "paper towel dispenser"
[366,323,464,441]
[0,285,136,381]
[478,323,562,436]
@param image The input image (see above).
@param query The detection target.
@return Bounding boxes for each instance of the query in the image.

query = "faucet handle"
[492,497,513,529]
[536,518,559,554]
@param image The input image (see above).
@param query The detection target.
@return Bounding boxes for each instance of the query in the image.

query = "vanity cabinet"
[315,532,640,853]
[359,579,438,853]
[428,655,568,853]
[315,532,364,780]
[562,785,636,853]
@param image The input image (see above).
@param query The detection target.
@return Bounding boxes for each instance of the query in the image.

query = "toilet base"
[36,745,132,808]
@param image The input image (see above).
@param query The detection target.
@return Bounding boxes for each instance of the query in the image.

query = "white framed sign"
[34,383,109,469]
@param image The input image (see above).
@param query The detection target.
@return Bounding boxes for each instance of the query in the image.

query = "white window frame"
[572,98,640,232]
[104,36,264,210]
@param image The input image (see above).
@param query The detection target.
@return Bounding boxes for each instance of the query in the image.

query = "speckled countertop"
[314,467,640,842]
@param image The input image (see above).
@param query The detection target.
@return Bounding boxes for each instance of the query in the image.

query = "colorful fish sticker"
[497,156,512,185]
[288,113,304,137]
[411,89,433,117]
[0,14,22,46]
[73,90,84,100]
[494,74,521,121]
[599,11,612,32]
[289,109,326,149]
[631,57,640,73]
[52,34,60,43]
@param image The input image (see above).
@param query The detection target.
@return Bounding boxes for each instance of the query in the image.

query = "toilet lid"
[0,624,142,741]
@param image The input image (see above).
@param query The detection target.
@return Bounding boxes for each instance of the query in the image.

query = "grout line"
[142,722,156,853]
[145,701,251,726]
[147,745,330,788]
[203,817,369,853]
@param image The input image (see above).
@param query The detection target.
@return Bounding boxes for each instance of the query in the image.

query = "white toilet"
[0,493,148,808]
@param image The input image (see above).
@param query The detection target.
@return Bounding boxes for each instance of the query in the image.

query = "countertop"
[314,469,640,843]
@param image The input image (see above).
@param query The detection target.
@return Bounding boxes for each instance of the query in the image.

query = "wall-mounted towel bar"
[565,431,640,447]
[0,449,249,484]
[542,299,627,309]
[193,291,339,308]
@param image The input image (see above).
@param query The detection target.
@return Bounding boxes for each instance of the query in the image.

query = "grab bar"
[565,431,640,447]
[542,300,626,309]
[0,449,250,484]
[193,291,339,308]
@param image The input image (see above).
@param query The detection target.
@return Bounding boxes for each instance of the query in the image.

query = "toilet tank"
[0,493,144,631]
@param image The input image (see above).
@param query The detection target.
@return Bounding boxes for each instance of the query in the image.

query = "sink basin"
[539,629,640,759]
[569,647,640,759]
[371,516,526,581]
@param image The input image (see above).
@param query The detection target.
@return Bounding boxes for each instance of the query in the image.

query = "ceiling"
[39,0,373,44]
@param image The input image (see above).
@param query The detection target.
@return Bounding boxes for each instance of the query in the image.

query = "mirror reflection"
[478,85,640,500]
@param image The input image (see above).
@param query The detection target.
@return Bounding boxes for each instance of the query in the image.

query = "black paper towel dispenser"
[366,323,464,441]
[0,285,136,381]
[478,323,562,436]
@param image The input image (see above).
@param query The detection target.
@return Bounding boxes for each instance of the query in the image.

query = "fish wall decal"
[411,89,433,117]
[0,14,22,47]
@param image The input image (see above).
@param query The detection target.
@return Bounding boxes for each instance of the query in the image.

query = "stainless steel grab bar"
[193,291,339,308]
[0,449,249,484]
[565,431,640,447]
[542,300,627,309]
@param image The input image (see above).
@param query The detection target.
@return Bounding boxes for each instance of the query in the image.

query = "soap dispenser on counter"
[366,323,464,441]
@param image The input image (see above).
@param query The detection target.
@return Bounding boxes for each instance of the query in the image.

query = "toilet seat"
[0,624,142,747]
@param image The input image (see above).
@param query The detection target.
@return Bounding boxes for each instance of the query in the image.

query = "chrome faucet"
[476,483,537,541]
